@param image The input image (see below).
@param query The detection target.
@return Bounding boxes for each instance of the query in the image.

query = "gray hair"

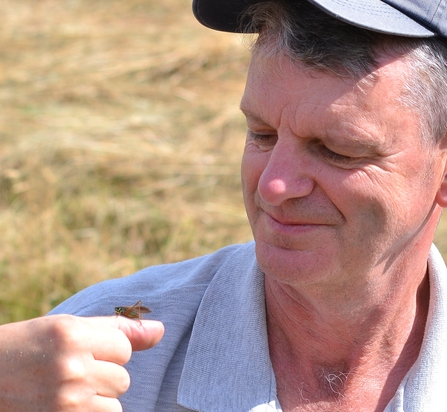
[242,0,447,143]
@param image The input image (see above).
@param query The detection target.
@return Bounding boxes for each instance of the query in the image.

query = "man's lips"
[260,212,330,238]
[262,209,330,227]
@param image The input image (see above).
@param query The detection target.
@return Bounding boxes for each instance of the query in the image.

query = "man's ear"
[436,174,447,207]
[436,139,447,207]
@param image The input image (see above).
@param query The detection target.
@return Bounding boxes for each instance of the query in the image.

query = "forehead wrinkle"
[287,99,353,142]
[301,82,393,143]
[241,86,292,132]
[285,80,366,140]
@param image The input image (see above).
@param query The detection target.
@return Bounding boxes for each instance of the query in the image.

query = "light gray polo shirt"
[49,242,447,411]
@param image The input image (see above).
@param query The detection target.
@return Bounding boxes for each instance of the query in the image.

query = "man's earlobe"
[435,141,447,207]
[436,172,447,207]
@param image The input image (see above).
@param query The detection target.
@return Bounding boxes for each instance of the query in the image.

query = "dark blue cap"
[192,0,447,37]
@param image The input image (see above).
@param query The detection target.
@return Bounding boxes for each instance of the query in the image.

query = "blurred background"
[0,0,253,322]
[1,0,446,323]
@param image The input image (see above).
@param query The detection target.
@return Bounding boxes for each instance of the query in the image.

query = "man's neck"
[265,266,430,411]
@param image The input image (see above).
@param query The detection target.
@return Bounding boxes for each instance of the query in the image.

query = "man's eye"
[247,130,276,140]
[318,145,356,164]
[247,130,277,148]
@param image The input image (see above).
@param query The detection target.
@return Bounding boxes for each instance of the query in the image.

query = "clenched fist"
[0,315,164,411]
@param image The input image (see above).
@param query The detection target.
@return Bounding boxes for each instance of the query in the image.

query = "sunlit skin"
[240,52,447,410]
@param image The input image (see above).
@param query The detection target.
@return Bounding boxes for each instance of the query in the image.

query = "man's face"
[240,52,446,289]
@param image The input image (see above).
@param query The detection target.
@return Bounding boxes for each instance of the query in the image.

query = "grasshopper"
[114,300,151,322]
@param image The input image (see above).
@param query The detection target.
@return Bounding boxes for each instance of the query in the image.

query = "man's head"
[194,0,447,287]
[239,47,447,288]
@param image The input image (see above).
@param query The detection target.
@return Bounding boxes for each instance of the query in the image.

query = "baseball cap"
[192,0,447,37]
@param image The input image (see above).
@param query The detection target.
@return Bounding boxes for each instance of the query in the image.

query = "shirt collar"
[385,244,447,411]
[178,243,280,411]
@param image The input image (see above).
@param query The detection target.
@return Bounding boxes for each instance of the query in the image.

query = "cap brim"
[192,0,257,32]
[192,0,437,37]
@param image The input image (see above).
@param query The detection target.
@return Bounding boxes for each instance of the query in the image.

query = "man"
[48,0,447,410]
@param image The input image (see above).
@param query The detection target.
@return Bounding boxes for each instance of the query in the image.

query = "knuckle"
[54,385,88,410]
[60,356,88,382]
[46,315,88,350]
[115,368,131,394]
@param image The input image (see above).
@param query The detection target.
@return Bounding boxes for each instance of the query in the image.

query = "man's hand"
[0,314,164,411]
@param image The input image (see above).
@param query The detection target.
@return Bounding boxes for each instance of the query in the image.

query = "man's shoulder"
[48,241,256,317]
[137,241,255,289]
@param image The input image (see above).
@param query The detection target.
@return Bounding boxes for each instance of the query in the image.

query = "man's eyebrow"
[239,105,265,124]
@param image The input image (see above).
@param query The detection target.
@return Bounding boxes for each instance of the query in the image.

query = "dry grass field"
[0,0,253,322]
[1,0,447,323]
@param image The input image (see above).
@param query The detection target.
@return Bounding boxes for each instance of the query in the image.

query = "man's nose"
[257,138,315,206]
